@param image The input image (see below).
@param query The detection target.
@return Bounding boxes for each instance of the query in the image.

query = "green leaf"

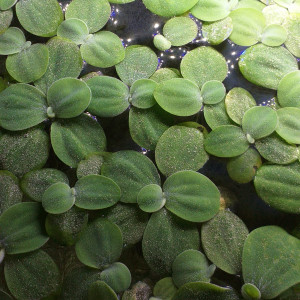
[16,0,63,37]
[47,78,91,118]
[241,283,261,300]
[153,34,171,51]
[202,17,233,45]
[75,218,123,269]
[20,168,69,202]
[225,87,256,125]
[172,282,239,300]
[163,17,198,46]
[0,202,48,254]
[0,27,26,55]
[201,80,226,105]
[142,0,198,17]
[102,203,148,246]
[164,170,220,222]
[0,171,23,215]
[0,83,47,131]
[204,99,234,129]
[57,18,89,45]
[74,175,121,210]
[0,126,49,177]
[255,132,299,165]
[86,76,130,117]
[34,37,83,94]
[4,250,60,300]
[65,0,111,33]
[100,262,131,293]
[116,45,158,86]
[239,44,298,90]
[80,31,125,68]
[277,70,300,108]
[51,114,106,168]
[155,125,208,176]
[150,68,180,83]
[0,9,13,34]
[154,78,202,116]
[0,0,17,10]
[142,208,200,276]
[137,184,165,213]
[42,182,75,214]
[263,4,288,26]
[61,267,102,300]
[191,0,230,22]
[181,46,228,88]
[172,250,214,288]
[242,226,300,299]
[129,105,174,150]
[101,150,160,203]
[77,152,105,179]
[242,106,278,140]
[283,14,300,57]
[45,206,88,246]
[261,24,287,46]
[276,107,300,144]
[254,162,300,213]
[130,79,157,109]
[229,8,265,46]
[201,210,249,274]
[88,281,118,300]
[204,125,249,157]
[227,148,262,183]
[153,277,177,300]
[238,0,266,10]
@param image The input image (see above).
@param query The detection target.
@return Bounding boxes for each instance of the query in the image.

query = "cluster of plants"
[0,0,299,299]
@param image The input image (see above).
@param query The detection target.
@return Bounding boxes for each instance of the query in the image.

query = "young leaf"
[261,24,287,46]
[150,68,180,83]
[129,104,174,150]
[153,34,171,51]
[0,126,49,177]
[242,106,278,140]
[74,175,121,210]
[239,43,298,90]
[100,262,131,293]
[86,76,130,117]
[204,125,249,157]
[65,0,111,33]
[163,17,198,46]
[75,218,123,269]
[101,150,160,203]
[242,226,300,299]
[47,78,91,118]
[153,277,177,300]
[201,210,249,275]
[0,27,26,55]
[0,171,23,215]
[172,250,215,288]
[0,202,48,254]
[142,208,200,276]
[115,45,158,86]
[154,78,202,116]
[263,4,288,26]
[254,162,300,213]
[21,168,69,202]
[181,46,228,88]
[4,250,60,300]
[164,171,220,222]
[130,79,157,109]
[77,153,105,179]
[51,114,107,168]
[201,80,226,105]
[155,125,208,176]
[42,182,75,214]
[16,0,63,37]
[80,31,125,68]
[137,184,165,213]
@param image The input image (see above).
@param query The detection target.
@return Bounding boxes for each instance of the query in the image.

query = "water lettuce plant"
[0,0,299,299]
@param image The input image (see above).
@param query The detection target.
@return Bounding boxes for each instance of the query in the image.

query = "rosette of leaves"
[241,226,300,299]
[0,78,107,167]
[0,27,49,83]
[137,170,220,223]
[42,174,121,214]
